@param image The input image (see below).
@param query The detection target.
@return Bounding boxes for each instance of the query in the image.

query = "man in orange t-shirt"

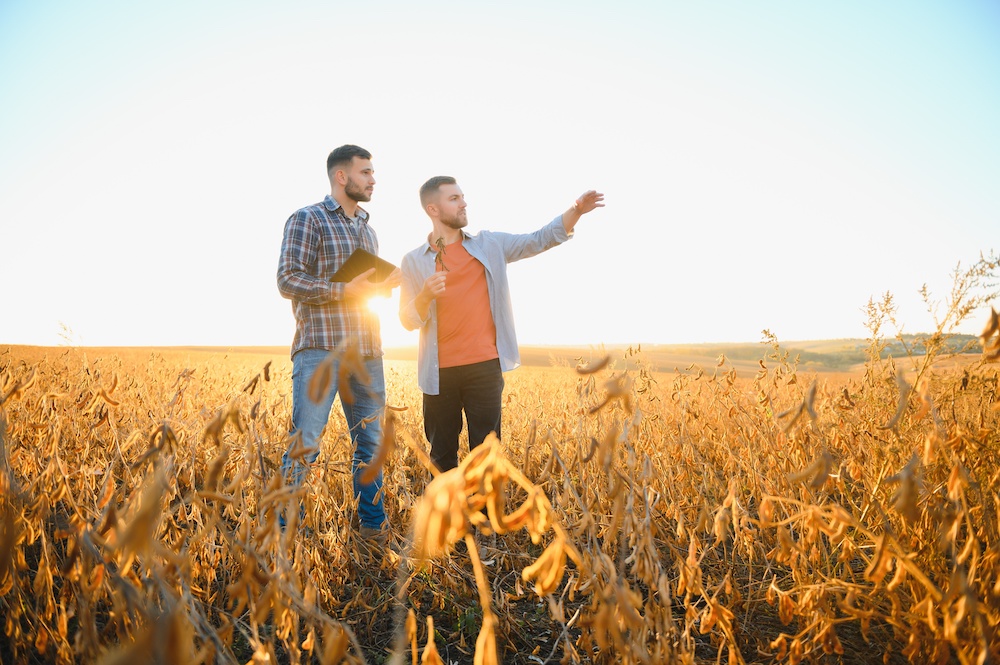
[399,176,604,474]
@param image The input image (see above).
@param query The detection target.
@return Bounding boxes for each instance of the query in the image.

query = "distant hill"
[447,334,983,374]
[497,334,981,374]
[544,334,982,373]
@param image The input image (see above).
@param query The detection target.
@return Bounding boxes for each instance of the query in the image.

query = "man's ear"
[425,203,438,218]
[330,168,347,187]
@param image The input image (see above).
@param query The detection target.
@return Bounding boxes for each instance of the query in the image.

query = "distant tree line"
[710,333,981,371]
[518,334,984,373]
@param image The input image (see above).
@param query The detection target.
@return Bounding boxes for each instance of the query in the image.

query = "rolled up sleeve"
[398,254,430,331]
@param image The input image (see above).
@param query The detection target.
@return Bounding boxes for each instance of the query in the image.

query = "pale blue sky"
[2,1,998,348]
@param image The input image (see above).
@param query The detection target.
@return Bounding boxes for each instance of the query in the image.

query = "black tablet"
[330,248,397,283]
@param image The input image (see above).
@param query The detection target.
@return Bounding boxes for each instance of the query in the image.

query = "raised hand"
[573,190,605,214]
[421,272,447,301]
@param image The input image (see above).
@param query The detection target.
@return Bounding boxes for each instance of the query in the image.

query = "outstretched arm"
[561,190,605,234]
[497,190,606,263]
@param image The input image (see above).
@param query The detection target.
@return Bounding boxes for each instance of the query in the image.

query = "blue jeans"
[280,348,387,530]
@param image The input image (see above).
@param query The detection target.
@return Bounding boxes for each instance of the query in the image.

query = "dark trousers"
[423,358,504,473]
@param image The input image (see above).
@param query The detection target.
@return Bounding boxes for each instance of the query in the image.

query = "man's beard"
[345,176,371,202]
[441,210,467,229]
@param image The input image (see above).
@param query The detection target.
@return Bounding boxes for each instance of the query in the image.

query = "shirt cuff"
[401,300,429,329]
[554,215,573,241]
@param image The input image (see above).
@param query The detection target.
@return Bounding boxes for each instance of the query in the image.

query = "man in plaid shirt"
[277,144,401,545]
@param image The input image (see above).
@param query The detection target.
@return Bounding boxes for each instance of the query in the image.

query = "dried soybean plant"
[503,310,1000,664]
[2,294,1000,665]
[395,436,584,664]
[0,348,376,664]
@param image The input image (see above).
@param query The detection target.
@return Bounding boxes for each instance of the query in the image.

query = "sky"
[1,0,998,350]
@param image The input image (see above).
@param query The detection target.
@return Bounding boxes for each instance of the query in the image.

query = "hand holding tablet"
[331,249,398,283]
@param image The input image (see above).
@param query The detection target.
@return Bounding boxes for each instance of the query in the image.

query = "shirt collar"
[422,230,471,254]
[323,194,369,223]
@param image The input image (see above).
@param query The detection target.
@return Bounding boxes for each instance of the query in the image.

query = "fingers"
[423,272,447,299]
[350,268,377,285]
[576,190,605,211]
[384,267,403,289]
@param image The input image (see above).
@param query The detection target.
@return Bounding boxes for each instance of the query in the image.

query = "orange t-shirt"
[436,238,499,368]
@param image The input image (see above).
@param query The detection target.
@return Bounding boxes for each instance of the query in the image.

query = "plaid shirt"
[277,195,383,358]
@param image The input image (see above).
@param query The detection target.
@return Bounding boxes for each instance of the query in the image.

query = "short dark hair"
[419,176,457,208]
[326,144,372,176]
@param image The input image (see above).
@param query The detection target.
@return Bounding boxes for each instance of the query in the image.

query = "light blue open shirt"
[398,215,572,395]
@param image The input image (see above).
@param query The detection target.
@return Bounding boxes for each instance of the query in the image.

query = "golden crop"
[1,325,998,664]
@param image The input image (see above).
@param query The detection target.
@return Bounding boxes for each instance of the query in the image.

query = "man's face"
[342,157,375,203]
[435,183,467,229]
